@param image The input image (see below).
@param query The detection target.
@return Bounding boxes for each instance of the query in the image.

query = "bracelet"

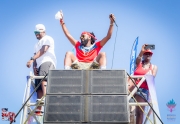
[60,19,64,25]
[30,57,35,61]
[137,56,142,59]
[110,23,113,26]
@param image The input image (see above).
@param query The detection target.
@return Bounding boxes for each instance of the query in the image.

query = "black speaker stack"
[43,70,130,124]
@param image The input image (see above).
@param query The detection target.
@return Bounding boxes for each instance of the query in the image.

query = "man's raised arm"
[100,14,115,47]
[60,11,77,46]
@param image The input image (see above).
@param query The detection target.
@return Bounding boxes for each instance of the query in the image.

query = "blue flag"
[130,37,138,75]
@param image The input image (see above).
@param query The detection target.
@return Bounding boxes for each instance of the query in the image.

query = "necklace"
[81,43,95,56]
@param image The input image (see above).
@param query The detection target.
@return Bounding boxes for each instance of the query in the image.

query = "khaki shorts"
[77,62,93,69]
[71,61,100,70]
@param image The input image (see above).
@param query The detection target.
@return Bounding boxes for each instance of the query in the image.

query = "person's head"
[143,49,153,62]
[80,32,97,47]
[34,24,46,40]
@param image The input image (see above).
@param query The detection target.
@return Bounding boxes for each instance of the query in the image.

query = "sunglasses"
[34,31,40,35]
[144,53,152,56]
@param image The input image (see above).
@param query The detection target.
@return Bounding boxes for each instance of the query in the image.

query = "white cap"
[34,24,46,32]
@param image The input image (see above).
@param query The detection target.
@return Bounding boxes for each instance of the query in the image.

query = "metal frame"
[128,75,157,124]
[20,72,160,124]
[21,72,45,124]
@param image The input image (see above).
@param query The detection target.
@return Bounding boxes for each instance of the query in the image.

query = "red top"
[75,41,102,63]
[134,62,153,90]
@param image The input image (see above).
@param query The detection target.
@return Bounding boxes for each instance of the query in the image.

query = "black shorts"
[35,62,55,91]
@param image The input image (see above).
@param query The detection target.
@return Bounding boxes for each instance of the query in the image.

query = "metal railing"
[21,72,45,124]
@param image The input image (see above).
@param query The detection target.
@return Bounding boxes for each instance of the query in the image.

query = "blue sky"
[0,0,180,123]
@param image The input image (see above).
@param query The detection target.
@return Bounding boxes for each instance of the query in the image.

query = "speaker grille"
[91,70,125,77]
[47,70,83,94]
[44,95,83,122]
[90,95,128,122]
[47,70,127,94]
[44,95,129,123]
[45,70,129,123]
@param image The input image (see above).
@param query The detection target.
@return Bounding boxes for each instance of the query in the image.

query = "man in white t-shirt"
[26,24,57,115]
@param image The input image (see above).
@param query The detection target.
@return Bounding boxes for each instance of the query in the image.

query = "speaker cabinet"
[47,70,127,95]
[44,70,129,124]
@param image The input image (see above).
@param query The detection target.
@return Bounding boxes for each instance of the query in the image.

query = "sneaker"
[71,63,80,69]
[35,109,44,116]
[89,62,100,69]
[28,110,43,116]
[36,99,44,104]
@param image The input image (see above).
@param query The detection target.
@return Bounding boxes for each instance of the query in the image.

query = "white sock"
[64,66,71,70]
[100,66,106,69]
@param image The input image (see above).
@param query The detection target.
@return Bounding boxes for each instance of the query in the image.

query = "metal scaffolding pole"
[22,72,32,124]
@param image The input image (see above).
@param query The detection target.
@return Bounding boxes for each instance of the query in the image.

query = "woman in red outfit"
[128,44,158,124]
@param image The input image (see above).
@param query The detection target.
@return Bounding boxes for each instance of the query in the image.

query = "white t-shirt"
[34,35,57,68]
